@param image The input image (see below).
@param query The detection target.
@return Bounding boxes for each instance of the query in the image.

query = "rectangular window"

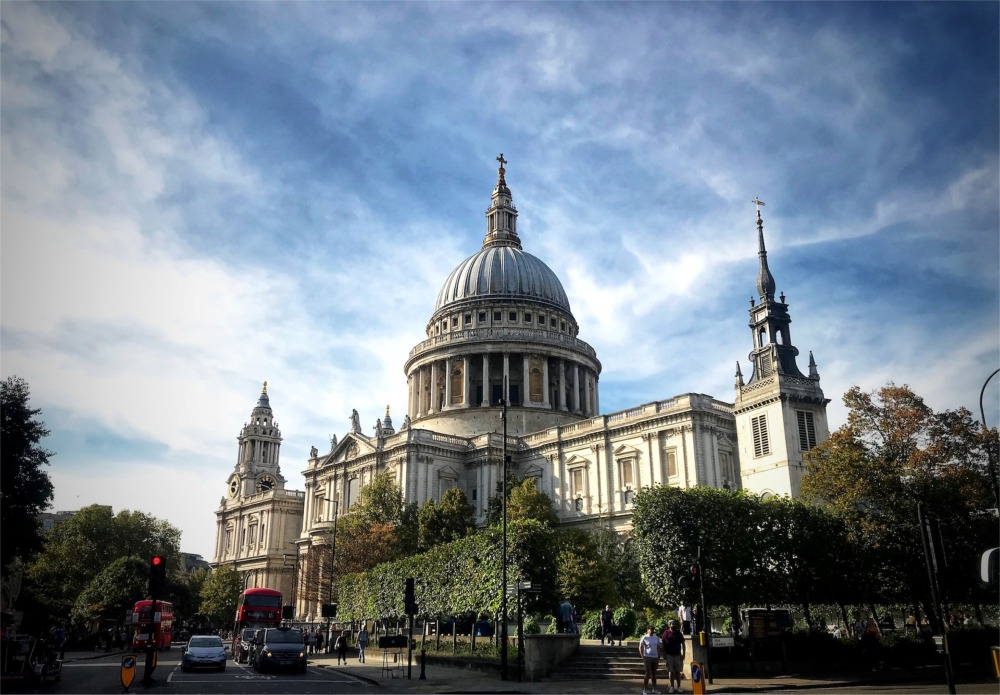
[478,311,486,322]
[524,313,532,323]
[664,448,677,478]
[797,411,817,451]
[464,314,472,326]
[570,468,585,499]
[471,488,477,501]
[538,314,545,325]
[550,318,557,328]
[561,321,566,331]
[619,459,635,506]
[509,311,517,321]
[619,459,634,489]
[493,311,501,321]
[752,414,771,457]
[443,319,449,329]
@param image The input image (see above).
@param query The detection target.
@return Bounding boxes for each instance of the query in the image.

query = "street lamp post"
[322,497,339,653]
[499,376,509,682]
[979,368,1000,509]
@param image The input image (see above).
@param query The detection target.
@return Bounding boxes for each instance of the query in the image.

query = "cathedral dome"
[434,245,571,315]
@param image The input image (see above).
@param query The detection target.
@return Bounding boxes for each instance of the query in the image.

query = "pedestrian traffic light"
[404,577,418,615]
[149,556,167,598]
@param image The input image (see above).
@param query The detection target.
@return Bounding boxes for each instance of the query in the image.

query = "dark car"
[252,627,306,673]
[180,635,226,672]
[233,628,256,664]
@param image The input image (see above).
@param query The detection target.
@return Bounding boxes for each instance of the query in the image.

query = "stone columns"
[429,362,438,414]
[584,372,592,417]
[503,352,510,402]
[572,364,581,414]
[462,356,471,407]
[444,357,453,409]
[542,359,551,408]
[559,360,568,411]
[481,354,491,406]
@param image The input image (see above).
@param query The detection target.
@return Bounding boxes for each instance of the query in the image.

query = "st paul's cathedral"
[213,157,831,621]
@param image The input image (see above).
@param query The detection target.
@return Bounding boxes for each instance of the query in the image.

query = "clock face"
[256,475,275,492]
[228,478,239,497]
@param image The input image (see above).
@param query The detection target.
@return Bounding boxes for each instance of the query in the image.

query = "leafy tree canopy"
[801,383,996,607]
[354,471,405,525]
[418,488,475,551]
[71,556,148,630]
[28,505,181,622]
[199,565,242,628]
[1,376,55,567]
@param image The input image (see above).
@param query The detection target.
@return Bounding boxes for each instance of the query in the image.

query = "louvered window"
[751,414,770,457]
[797,411,817,451]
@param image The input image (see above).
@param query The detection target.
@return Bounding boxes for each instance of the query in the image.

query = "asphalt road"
[55,652,374,695]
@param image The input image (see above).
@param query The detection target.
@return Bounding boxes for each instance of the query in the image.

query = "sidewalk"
[63,647,997,693]
[305,647,996,694]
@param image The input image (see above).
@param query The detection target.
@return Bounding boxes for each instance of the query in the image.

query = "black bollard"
[419,648,426,680]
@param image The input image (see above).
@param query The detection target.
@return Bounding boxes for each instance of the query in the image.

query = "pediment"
[325,433,375,464]
[566,454,591,469]
[613,443,641,458]
[523,463,544,479]
[438,465,460,480]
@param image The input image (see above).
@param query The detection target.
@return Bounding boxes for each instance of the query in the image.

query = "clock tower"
[734,202,830,498]
[213,383,304,600]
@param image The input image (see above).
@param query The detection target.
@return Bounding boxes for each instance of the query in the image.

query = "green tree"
[200,565,242,629]
[70,556,148,629]
[27,505,182,621]
[1,376,55,568]
[554,529,617,611]
[355,471,405,525]
[801,383,996,616]
[418,488,475,550]
[507,478,558,526]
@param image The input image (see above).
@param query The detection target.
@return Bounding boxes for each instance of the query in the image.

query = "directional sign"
[120,654,136,691]
[711,636,735,648]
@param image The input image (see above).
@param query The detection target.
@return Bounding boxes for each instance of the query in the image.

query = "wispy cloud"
[2,1,996,560]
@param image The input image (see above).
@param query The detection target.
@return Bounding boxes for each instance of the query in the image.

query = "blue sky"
[2,2,997,562]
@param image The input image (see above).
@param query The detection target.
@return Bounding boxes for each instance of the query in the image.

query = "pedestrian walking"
[334,630,348,665]
[315,630,324,653]
[600,605,616,645]
[357,624,369,663]
[639,625,661,695]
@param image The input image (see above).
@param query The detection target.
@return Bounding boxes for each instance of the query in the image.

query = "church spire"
[753,197,776,301]
[483,153,522,250]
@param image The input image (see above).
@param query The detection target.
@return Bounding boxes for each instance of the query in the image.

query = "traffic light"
[149,556,167,598]
[677,562,700,590]
[321,603,338,618]
[404,577,418,615]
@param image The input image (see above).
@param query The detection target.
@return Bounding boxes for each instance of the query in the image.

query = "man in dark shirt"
[660,620,686,693]
[600,605,615,645]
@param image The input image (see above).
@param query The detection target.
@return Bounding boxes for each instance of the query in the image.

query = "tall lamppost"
[322,497,339,653]
[979,368,1000,509]
[499,376,509,681]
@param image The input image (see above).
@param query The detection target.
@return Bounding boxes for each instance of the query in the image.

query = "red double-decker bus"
[131,599,174,651]
[231,588,282,660]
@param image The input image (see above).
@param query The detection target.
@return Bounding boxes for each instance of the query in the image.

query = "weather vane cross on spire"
[752,197,765,213]
[497,153,507,169]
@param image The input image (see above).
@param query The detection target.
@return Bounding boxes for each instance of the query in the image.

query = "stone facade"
[214,160,828,622]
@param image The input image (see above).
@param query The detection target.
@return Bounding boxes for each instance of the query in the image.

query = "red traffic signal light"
[150,556,167,597]
[691,564,699,576]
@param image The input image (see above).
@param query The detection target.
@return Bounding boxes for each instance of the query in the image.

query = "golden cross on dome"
[497,153,507,169]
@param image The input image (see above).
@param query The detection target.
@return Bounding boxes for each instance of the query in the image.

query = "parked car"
[0,636,62,686]
[233,628,256,664]
[251,627,306,673]
[180,635,226,672]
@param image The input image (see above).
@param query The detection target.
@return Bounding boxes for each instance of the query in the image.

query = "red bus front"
[232,588,282,658]
[131,600,174,651]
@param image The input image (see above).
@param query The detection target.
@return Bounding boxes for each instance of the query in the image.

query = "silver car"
[180,635,226,672]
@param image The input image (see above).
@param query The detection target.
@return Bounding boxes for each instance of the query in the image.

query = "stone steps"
[550,644,644,681]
